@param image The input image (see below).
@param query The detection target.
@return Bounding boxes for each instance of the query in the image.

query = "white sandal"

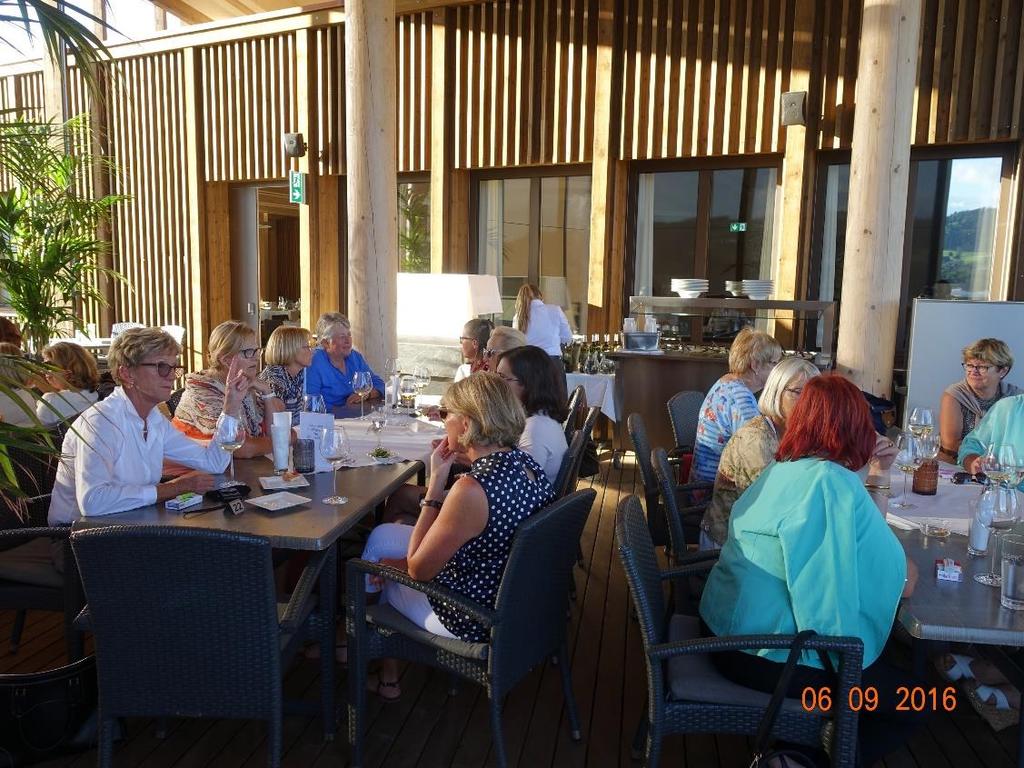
[939,653,977,681]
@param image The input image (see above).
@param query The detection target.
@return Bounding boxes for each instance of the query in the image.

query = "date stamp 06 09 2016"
[800,686,958,713]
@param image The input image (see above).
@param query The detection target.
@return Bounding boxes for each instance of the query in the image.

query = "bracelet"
[419,498,443,510]
[260,391,280,401]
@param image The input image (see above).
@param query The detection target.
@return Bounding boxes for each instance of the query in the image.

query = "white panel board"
[905,299,1024,428]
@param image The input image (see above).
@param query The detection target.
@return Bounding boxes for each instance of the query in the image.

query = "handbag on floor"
[0,654,98,766]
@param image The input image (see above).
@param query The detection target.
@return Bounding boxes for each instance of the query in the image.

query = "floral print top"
[691,377,759,484]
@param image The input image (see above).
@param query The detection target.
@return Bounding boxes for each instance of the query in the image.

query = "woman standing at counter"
[691,327,782,484]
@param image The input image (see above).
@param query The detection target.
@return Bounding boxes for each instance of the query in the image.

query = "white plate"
[259,474,311,490]
[246,492,312,511]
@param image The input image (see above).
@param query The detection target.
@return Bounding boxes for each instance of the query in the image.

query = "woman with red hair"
[700,374,920,766]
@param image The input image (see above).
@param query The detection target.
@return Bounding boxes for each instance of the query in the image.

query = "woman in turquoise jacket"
[700,374,922,766]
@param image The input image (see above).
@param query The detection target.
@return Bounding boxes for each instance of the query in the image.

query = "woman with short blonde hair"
[36,342,102,425]
[172,320,284,457]
[358,371,555,701]
[692,326,783,483]
[482,326,527,370]
[306,311,384,408]
[107,328,180,385]
[940,337,1020,461]
[259,326,314,425]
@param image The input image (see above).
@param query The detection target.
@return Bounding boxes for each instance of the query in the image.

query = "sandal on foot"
[303,642,347,666]
[965,680,1020,731]
[367,672,402,703]
[937,653,977,682]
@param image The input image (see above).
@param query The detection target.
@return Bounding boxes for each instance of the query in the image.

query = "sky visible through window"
[947,157,1001,214]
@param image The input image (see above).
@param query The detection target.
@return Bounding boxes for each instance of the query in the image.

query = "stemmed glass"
[317,425,351,505]
[398,375,418,412]
[908,407,934,438]
[892,432,921,510]
[303,394,326,414]
[384,358,401,379]
[215,416,246,482]
[369,405,388,450]
[413,364,431,393]
[352,371,373,420]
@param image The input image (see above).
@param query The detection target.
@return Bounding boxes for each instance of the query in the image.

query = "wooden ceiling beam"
[148,0,487,24]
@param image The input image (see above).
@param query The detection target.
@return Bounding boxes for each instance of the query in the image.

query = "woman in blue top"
[691,326,782,483]
[305,312,385,408]
[700,374,921,766]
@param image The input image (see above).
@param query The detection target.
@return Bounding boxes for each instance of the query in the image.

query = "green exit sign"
[729,222,747,233]
[288,170,306,204]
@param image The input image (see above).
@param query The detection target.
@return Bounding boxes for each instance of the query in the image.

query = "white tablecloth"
[565,372,616,422]
[884,464,983,536]
[335,415,443,467]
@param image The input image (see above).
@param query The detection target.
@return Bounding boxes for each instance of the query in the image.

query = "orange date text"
[800,685,956,713]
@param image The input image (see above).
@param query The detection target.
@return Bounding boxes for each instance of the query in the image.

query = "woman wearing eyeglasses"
[172,320,285,458]
[49,327,246,525]
[940,338,1020,462]
[453,318,494,382]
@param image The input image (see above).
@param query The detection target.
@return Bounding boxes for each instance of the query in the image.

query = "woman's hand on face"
[430,436,458,477]
[222,357,248,416]
[870,434,898,471]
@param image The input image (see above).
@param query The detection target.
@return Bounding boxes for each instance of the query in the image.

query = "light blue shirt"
[958,394,1024,487]
[692,378,759,483]
[304,348,384,408]
[700,458,906,668]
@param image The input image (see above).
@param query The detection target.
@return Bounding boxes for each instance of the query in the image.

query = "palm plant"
[0,1,109,86]
[0,116,123,354]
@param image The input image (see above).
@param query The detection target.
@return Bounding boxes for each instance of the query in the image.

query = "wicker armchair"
[0,495,84,660]
[651,447,710,558]
[666,390,704,455]
[627,413,711,549]
[562,384,587,444]
[70,525,335,768]
[615,496,863,768]
[346,488,597,768]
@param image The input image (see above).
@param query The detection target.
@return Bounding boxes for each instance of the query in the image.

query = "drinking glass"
[413,364,431,392]
[918,433,939,463]
[352,371,373,419]
[908,407,934,438]
[384,358,402,378]
[303,394,326,414]
[317,425,351,505]
[891,432,921,510]
[399,374,418,411]
[369,405,388,450]
[975,490,1018,586]
[1001,535,1024,610]
[215,416,246,481]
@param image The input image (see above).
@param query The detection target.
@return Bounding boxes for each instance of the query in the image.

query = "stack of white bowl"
[741,279,773,300]
[671,278,709,298]
[725,280,744,297]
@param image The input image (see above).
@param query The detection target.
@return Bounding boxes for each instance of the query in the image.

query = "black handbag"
[748,630,834,768]
[0,654,98,766]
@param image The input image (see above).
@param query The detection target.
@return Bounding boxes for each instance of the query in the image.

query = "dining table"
[72,453,425,738]
[885,465,1024,765]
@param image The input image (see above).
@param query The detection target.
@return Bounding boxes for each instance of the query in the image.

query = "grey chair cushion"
[667,614,806,713]
[366,603,489,661]
[0,537,63,588]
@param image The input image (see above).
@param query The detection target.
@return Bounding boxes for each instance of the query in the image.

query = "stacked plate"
[741,279,773,300]
[725,280,744,297]
[670,278,709,298]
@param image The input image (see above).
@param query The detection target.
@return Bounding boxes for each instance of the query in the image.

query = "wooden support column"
[87,0,114,335]
[835,0,920,396]
[587,0,622,333]
[345,0,398,369]
[429,8,452,274]
[183,47,213,369]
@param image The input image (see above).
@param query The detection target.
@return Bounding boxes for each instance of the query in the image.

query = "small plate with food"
[259,470,311,490]
[368,447,403,465]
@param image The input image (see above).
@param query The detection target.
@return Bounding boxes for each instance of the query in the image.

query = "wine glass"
[215,416,246,482]
[317,425,351,505]
[383,358,401,378]
[975,488,1018,586]
[369,405,388,450]
[303,394,326,414]
[413,364,431,392]
[891,432,921,510]
[908,407,934,438]
[352,371,373,420]
[398,374,418,412]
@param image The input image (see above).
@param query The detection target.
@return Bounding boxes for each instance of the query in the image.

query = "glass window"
[634,171,698,297]
[707,168,777,285]
[398,180,430,273]
[477,173,591,333]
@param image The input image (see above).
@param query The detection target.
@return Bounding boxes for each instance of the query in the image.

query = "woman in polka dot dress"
[359,373,555,701]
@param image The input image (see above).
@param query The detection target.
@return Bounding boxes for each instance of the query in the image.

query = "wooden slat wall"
[618,0,795,159]
[0,71,44,121]
[452,0,597,168]
[815,0,860,149]
[199,33,298,182]
[314,24,346,176]
[105,52,194,331]
[397,12,431,172]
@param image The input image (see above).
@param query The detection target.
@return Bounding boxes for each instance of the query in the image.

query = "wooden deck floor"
[2,455,1020,767]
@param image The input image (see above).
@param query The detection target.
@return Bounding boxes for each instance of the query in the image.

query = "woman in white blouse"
[36,342,102,426]
[49,327,246,526]
[512,283,572,357]
[495,344,568,484]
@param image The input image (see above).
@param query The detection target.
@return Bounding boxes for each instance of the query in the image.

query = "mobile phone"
[951,471,987,485]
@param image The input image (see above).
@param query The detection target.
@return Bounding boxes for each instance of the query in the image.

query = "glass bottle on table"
[317,425,351,505]
[352,371,373,420]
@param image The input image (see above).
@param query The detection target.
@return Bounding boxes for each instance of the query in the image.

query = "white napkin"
[886,513,920,531]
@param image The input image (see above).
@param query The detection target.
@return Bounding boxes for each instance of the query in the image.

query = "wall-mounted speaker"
[282,132,307,158]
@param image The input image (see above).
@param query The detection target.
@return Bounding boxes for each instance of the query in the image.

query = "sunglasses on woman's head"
[437,407,450,420]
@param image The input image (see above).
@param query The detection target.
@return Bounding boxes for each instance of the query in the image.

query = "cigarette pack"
[166,492,203,511]
[935,558,963,583]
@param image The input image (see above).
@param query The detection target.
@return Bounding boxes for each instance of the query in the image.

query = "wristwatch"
[419,498,443,510]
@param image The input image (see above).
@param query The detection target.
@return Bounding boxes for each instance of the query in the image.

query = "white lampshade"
[397,273,502,339]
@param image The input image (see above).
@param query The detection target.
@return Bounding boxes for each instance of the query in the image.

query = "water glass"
[293,438,315,474]
[1001,534,1024,610]
[370,406,388,449]
[303,394,326,414]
